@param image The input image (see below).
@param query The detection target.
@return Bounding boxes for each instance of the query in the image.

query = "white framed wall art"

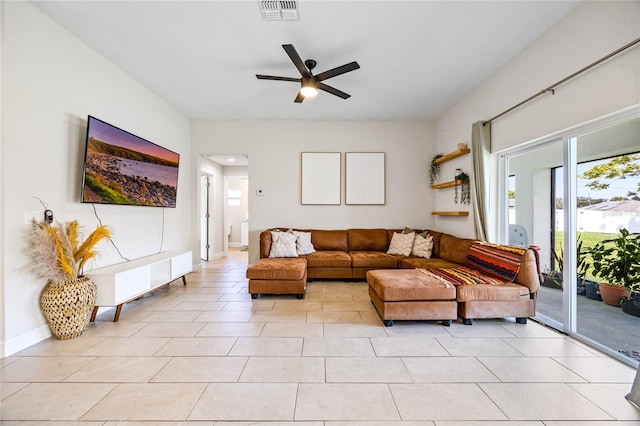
[345,152,386,205]
[300,152,341,205]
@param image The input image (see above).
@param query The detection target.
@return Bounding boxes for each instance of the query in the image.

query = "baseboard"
[213,251,226,260]
[2,324,51,357]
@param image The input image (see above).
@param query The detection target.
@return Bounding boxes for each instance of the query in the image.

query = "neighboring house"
[579,200,640,233]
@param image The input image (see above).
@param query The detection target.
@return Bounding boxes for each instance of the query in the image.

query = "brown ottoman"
[246,258,307,299]
[367,269,457,326]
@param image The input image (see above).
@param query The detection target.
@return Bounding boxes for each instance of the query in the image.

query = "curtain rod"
[483,37,640,126]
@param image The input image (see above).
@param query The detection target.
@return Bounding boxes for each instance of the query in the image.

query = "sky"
[554,157,640,201]
[87,116,179,163]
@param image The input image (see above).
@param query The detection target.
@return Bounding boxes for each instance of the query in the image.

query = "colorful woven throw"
[464,242,527,282]
[420,267,504,286]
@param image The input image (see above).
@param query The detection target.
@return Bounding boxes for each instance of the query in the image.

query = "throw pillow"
[402,226,415,234]
[387,232,415,256]
[269,231,298,258]
[292,230,316,255]
[411,233,434,258]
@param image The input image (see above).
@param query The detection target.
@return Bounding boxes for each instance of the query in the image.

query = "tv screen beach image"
[82,117,180,207]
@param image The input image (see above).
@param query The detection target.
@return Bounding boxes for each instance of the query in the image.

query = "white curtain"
[471,121,491,241]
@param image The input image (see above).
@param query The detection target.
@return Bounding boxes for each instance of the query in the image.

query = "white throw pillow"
[387,232,415,256]
[292,230,316,255]
[411,233,434,258]
[269,231,298,258]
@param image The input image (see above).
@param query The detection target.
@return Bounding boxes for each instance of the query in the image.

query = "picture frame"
[345,152,386,205]
[300,152,341,205]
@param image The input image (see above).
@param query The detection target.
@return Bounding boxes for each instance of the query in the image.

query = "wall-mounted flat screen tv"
[81,116,180,208]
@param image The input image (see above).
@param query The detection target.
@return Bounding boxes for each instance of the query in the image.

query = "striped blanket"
[464,242,527,282]
[421,267,504,286]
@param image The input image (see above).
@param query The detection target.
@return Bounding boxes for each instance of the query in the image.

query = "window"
[227,189,241,206]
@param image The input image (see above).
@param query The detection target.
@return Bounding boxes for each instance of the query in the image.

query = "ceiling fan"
[256,44,360,103]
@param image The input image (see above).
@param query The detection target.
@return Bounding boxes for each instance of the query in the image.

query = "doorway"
[225,177,249,250]
[203,155,249,259]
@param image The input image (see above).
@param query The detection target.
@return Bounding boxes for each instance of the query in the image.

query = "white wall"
[1,2,192,356]
[191,120,434,263]
[434,1,640,240]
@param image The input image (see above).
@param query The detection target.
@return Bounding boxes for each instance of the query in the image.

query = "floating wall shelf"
[431,179,468,189]
[434,147,470,164]
[431,146,470,218]
[432,211,469,216]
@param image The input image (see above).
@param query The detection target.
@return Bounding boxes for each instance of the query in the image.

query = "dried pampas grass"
[46,225,76,279]
[29,220,112,282]
[75,225,111,272]
[66,221,80,254]
[29,221,70,282]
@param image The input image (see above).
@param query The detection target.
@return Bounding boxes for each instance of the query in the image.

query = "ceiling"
[33,1,580,121]
[206,155,249,167]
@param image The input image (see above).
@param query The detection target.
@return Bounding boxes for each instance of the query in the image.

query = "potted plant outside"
[541,266,563,289]
[623,291,640,316]
[29,220,112,338]
[541,237,590,296]
[576,236,593,297]
[589,228,640,313]
[542,246,564,289]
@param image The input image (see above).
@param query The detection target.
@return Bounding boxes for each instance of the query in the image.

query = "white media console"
[88,250,192,322]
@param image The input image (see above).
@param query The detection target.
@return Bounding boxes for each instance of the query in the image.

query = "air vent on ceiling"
[259,1,298,20]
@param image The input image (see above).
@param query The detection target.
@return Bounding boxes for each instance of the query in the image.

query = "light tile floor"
[1,249,639,425]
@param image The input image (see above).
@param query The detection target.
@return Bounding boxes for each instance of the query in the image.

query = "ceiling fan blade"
[315,61,360,81]
[318,83,350,99]
[256,74,301,82]
[282,44,309,77]
[294,92,305,103]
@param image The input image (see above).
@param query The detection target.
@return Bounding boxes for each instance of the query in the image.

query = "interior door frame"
[200,174,212,261]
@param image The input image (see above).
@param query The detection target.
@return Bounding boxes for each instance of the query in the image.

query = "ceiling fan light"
[300,86,318,97]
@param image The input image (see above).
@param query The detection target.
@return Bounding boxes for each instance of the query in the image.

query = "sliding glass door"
[501,110,640,366]
[574,119,640,362]
[507,140,564,329]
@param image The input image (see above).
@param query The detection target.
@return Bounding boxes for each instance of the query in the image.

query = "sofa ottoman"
[246,258,307,299]
[367,269,457,326]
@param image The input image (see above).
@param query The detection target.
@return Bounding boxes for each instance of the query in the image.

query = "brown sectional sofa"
[252,228,541,324]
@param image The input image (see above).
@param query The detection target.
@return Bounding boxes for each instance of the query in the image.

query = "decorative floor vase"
[40,276,97,340]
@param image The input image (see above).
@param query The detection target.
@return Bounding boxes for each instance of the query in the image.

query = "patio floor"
[535,285,640,362]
